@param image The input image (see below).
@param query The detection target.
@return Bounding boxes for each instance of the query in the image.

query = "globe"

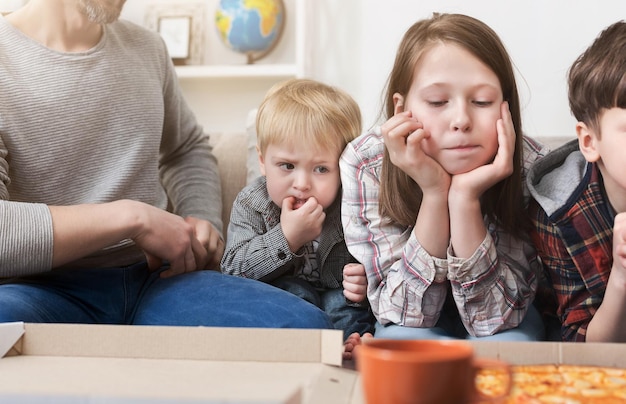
[215,0,285,64]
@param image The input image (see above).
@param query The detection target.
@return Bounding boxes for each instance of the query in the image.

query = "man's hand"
[129,203,221,278]
[184,216,225,271]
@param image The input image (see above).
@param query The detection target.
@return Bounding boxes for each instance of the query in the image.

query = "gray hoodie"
[527,139,587,216]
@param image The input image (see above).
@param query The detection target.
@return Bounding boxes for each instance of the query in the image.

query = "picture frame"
[144,1,207,65]
[158,16,191,60]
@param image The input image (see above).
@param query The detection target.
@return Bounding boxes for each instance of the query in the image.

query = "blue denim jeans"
[271,276,375,339]
[374,304,545,341]
[0,263,333,329]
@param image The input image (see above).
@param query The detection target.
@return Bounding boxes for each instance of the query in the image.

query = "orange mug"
[355,339,511,404]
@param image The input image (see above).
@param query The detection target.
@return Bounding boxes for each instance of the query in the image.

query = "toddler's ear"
[257,145,267,176]
[576,122,600,163]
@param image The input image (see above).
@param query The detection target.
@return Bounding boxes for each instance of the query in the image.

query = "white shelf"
[162,0,308,134]
[175,63,300,79]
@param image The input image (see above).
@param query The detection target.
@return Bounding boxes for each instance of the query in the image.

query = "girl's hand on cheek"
[450,101,515,199]
[381,106,450,196]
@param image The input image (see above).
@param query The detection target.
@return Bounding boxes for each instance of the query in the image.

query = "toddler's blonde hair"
[256,79,362,156]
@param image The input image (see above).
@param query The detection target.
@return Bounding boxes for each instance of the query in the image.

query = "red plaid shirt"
[530,163,614,341]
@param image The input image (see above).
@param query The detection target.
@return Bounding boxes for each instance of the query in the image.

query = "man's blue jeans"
[0,263,333,329]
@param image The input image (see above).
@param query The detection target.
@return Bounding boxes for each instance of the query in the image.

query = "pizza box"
[2,323,624,404]
[345,341,626,404]
[468,340,626,368]
[0,322,359,403]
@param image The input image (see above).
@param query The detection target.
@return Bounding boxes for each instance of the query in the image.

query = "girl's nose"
[450,103,471,132]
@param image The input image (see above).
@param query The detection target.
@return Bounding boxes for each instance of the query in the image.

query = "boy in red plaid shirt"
[528,20,626,342]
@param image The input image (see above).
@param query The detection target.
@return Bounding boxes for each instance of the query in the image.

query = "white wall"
[120,0,625,138]
[311,0,626,138]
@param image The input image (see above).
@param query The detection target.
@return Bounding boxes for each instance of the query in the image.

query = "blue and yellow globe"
[215,0,285,64]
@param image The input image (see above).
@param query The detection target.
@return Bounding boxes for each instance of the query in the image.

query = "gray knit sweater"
[0,16,221,276]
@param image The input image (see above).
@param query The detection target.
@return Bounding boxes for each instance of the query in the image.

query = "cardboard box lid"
[1,323,343,364]
[5,323,624,404]
[348,340,626,404]
[0,322,353,404]
[469,340,626,367]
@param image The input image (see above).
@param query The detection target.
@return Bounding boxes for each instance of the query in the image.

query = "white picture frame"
[145,1,207,65]
[158,16,191,59]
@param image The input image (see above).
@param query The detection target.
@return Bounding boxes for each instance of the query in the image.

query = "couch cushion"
[210,132,247,235]
[246,108,262,185]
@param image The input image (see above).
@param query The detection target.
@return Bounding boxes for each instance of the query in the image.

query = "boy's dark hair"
[568,21,626,134]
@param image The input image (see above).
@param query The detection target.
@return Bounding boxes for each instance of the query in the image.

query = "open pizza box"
[1,323,625,404]
[0,322,360,403]
[468,340,626,368]
[348,340,626,403]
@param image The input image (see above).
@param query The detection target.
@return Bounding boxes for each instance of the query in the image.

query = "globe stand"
[245,30,282,65]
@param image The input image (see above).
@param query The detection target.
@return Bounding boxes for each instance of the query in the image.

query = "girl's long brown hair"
[379,13,526,238]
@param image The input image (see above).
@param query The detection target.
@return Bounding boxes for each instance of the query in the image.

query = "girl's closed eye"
[427,100,447,107]
[473,100,494,107]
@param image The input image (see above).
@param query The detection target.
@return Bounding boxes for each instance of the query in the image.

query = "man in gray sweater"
[0,0,332,329]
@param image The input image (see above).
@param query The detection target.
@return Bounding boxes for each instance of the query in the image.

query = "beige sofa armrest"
[209,132,248,236]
